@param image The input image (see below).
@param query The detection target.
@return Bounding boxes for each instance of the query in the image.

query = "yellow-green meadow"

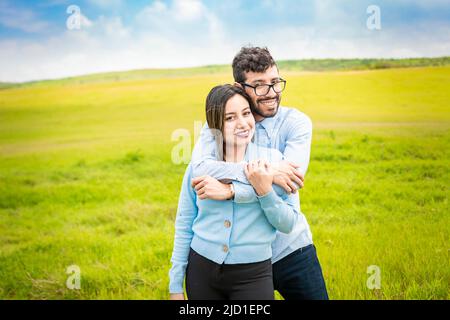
[0,64,449,299]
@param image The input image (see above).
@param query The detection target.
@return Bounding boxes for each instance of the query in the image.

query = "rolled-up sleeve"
[282,110,313,176]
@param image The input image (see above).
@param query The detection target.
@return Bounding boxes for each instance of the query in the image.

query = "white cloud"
[173,0,204,22]
[0,9,235,82]
[143,0,167,14]
[137,0,223,36]
[259,22,450,60]
[80,13,93,28]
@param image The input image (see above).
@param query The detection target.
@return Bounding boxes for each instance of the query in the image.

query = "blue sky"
[1,0,450,82]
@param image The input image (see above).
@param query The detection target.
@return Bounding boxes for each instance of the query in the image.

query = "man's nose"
[271,86,279,95]
[264,86,278,98]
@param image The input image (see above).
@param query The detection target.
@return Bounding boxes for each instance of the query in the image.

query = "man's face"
[241,65,282,120]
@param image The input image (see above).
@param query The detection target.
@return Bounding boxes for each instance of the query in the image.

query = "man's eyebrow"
[251,79,265,84]
[251,77,281,84]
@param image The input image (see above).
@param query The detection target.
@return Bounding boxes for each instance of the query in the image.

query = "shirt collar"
[255,105,283,134]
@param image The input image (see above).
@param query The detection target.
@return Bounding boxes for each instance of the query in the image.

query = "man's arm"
[280,110,313,177]
[169,164,198,296]
[233,111,312,201]
[190,174,287,204]
[191,122,300,203]
[267,109,312,194]
[191,116,311,203]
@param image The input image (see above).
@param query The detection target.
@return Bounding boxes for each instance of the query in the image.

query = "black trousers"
[185,248,274,300]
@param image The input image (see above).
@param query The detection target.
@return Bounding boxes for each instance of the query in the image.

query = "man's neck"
[254,114,265,122]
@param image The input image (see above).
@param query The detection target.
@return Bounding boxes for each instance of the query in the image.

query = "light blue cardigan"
[169,143,300,293]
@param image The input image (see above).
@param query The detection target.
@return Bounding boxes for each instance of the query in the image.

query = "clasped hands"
[191,160,305,200]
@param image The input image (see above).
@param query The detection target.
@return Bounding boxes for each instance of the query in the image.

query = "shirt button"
[223,245,229,253]
[224,220,231,228]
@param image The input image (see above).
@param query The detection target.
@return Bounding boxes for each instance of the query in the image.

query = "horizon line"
[3,56,450,85]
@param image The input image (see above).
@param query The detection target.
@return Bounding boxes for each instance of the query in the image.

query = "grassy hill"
[0,64,449,299]
[0,82,14,90]
[278,56,450,71]
[8,56,450,88]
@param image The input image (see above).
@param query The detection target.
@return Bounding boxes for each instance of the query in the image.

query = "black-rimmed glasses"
[241,79,286,96]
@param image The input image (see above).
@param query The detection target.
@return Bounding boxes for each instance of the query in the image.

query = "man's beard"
[251,95,280,119]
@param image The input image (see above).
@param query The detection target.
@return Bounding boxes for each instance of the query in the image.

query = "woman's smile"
[235,129,250,138]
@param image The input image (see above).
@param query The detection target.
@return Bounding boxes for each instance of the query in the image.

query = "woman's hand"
[245,160,274,196]
[170,293,185,300]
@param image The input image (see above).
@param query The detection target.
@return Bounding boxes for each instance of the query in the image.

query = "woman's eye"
[226,117,234,121]
[243,112,251,116]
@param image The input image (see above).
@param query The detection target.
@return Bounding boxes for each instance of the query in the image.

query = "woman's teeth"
[235,130,249,137]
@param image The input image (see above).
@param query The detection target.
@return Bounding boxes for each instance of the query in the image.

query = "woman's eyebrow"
[225,106,250,116]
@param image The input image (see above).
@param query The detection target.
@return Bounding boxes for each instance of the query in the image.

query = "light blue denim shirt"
[169,143,300,294]
[190,106,313,264]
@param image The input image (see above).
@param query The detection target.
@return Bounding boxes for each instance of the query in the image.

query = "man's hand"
[191,176,234,200]
[170,293,185,300]
[244,160,274,196]
[272,161,305,194]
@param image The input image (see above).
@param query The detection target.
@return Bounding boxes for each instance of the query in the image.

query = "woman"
[169,85,300,300]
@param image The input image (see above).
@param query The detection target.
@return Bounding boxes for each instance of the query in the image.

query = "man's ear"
[234,82,243,89]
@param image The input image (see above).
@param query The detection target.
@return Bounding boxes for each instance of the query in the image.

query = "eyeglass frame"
[240,78,287,96]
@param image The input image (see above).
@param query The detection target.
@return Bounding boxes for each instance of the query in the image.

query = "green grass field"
[0,64,449,299]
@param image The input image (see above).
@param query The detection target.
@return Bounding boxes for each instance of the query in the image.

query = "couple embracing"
[169,46,328,300]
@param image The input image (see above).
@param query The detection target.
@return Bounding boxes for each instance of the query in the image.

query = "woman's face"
[223,94,255,147]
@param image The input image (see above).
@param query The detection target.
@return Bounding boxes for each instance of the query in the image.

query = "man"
[186,46,328,300]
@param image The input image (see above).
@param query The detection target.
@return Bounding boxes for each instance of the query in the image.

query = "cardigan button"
[224,220,231,228]
[223,245,229,253]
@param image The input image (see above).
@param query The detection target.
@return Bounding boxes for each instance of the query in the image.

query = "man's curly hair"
[232,46,277,83]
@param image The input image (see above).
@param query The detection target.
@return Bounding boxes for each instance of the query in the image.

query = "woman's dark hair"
[205,84,254,160]
[205,84,253,132]
[232,46,277,83]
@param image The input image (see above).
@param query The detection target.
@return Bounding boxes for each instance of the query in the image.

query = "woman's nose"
[236,116,247,128]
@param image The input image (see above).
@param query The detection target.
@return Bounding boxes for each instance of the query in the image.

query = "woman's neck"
[224,144,247,163]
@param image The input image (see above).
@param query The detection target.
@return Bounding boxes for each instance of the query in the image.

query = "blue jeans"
[272,244,329,300]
